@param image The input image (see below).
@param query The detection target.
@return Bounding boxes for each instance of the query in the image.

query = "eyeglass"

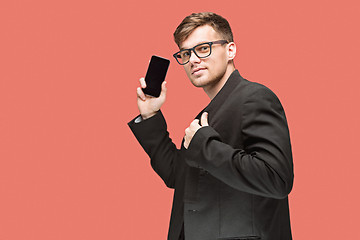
[173,40,228,65]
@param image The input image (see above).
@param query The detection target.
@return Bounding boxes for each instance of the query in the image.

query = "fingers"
[184,116,210,149]
[159,81,167,98]
[191,119,199,127]
[137,77,147,101]
[201,112,209,126]
[183,126,191,149]
[183,139,189,149]
[137,87,146,101]
[139,77,146,88]
[184,127,191,136]
[185,119,200,136]
[138,78,166,100]
[183,119,200,149]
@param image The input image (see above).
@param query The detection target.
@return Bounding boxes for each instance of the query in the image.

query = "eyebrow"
[180,41,209,51]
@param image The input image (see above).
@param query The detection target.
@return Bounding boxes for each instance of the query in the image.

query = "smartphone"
[143,55,170,97]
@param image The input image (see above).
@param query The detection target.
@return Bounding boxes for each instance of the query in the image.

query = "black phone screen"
[143,55,170,97]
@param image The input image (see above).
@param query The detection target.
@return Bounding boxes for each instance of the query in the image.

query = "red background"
[1,0,359,239]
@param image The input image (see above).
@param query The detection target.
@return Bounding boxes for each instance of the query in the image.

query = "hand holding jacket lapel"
[184,112,209,149]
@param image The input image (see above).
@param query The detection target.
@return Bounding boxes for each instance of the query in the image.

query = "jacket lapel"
[194,70,244,121]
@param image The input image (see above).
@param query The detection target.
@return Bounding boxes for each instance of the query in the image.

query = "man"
[128,12,294,240]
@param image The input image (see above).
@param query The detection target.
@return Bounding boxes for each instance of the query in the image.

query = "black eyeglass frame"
[173,40,229,65]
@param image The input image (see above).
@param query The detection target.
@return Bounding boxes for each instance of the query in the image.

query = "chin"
[190,76,209,88]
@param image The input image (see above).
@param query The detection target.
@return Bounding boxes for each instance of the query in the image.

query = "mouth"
[191,67,206,75]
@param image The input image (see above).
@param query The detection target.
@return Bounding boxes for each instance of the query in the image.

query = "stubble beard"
[190,74,222,94]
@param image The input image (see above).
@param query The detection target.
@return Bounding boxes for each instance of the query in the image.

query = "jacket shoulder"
[241,78,278,97]
[229,78,282,107]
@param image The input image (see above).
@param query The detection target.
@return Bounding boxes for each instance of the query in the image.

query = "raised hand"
[137,78,167,120]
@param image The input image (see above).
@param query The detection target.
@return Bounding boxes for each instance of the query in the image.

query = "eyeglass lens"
[178,43,211,64]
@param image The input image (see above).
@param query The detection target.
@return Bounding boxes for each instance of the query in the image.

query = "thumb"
[201,112,209,126]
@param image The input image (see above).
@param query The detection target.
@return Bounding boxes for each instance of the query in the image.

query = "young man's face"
[179,25,230,91]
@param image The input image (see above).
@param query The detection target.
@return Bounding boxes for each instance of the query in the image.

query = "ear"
[227,42,236,61]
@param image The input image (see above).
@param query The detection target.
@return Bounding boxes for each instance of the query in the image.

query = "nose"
[188,49,201,64]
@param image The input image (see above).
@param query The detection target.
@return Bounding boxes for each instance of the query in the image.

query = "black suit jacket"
[128,70,294,240]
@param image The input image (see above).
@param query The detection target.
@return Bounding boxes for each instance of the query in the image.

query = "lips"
[191,67,206,75]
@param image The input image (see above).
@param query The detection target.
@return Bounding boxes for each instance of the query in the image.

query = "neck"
[204,64,236,100]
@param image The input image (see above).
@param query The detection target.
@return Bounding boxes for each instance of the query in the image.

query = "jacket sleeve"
[128,111,181,189]
[185,87,294,199]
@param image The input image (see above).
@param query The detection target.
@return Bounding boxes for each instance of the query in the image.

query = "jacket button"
[188,209,198,213]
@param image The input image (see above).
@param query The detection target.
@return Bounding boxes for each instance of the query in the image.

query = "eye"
[181,51,190,58]
[196,45,209,53]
